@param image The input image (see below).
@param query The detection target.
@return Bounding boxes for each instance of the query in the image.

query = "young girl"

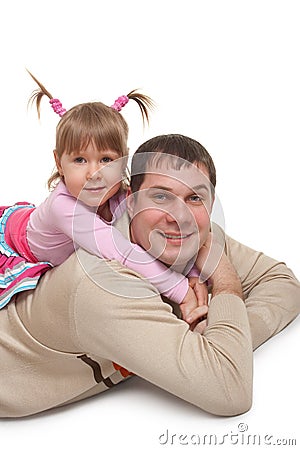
[0,71,207,324]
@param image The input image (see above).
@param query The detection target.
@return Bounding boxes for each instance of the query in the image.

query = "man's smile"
[157,231,196,245]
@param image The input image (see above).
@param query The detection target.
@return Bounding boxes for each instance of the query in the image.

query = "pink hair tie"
[50,98,66,117]
[111,95,129,112]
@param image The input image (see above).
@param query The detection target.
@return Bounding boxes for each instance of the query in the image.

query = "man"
[0,134,299,418]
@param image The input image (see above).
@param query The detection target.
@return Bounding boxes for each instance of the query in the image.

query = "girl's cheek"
[109,169,124,185]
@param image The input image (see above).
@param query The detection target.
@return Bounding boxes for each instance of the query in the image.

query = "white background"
[0,1,299,449]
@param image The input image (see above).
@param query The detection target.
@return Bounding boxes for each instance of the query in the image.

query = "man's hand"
[196,232,243,300]
[209,253,243,299]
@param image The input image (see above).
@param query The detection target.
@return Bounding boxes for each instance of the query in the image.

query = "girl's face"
[54,142,125,207]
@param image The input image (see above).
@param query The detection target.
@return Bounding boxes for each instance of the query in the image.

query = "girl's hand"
[180,281,209,331]
[186,278,209,332]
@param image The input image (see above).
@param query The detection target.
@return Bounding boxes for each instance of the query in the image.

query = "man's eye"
[151,192,172,203]
[190,195,204,203]
[153,194,167,201]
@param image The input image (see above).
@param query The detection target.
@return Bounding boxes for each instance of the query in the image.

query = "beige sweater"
[0,219,299,418]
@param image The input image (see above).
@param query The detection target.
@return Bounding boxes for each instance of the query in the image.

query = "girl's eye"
[100,157,113,163]
[74,157,86,164]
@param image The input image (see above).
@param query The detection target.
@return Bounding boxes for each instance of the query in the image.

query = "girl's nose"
[86,165,102,180]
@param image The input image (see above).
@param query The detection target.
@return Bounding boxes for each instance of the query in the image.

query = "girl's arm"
[52,194,189,304]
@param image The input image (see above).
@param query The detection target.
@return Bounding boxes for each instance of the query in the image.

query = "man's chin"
[145,236,200,268]
[157,250,196,270]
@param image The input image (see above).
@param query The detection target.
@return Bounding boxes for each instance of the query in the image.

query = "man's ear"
[53,150,63,176]
[126,187,135,219]
[211,194,215,211]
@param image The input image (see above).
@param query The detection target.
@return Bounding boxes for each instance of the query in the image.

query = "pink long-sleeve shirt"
[7,182,189,303]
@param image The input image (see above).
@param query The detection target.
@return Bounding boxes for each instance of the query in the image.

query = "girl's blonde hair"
[27,70,154,190]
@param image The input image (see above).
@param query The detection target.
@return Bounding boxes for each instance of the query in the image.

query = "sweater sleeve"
[224,233,300,350]
[50,193,189,304]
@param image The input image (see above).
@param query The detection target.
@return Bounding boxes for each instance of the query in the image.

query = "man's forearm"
[224,234,300,349]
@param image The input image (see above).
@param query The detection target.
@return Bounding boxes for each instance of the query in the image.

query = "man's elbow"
[223,389,253,417]
[189,362,253,417]
[196,385,253,417]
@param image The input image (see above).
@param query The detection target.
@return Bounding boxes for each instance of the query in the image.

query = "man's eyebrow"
[148,185,173,191]
[147,184,210,192]
[192,184,210,192]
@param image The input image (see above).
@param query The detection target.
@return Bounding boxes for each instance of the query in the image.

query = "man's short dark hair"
[130,134,216,193]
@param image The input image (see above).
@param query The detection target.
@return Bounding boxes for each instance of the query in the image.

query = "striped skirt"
[0,203,52,309]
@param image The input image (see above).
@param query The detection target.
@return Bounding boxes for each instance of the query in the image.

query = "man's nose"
[166,199,192,226]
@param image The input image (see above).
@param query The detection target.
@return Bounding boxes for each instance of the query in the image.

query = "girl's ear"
[122,154,129,168]
[53,150,63,176]
[126,187,135,219]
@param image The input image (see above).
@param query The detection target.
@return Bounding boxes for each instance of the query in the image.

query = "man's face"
[127,159,214,270]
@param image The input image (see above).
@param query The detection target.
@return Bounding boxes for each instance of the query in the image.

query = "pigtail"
[26,69,53,119]
[27,69,66,118]
[111,90,155,125]
[127,90,155,125]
